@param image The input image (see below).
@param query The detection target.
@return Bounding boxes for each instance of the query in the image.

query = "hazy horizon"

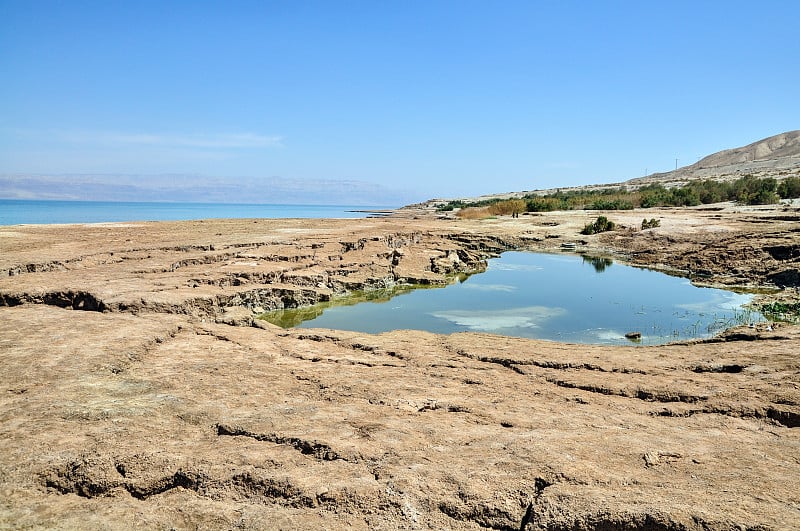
[0,173,413,205]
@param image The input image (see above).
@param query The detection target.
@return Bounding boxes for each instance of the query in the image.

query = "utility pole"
[675,158,678,170]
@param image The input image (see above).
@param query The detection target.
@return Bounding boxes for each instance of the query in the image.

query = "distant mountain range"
[0,174,411,206]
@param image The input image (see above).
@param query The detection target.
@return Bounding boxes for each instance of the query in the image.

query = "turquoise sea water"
[266,252,765,345]
[0,199,396,225]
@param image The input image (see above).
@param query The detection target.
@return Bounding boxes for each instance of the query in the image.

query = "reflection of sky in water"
[290,252,765,345]
[591,329,627,342]
[488,262,544,272]
[676,291,753,312]
[431,306,566,330]
[461,283,517,292]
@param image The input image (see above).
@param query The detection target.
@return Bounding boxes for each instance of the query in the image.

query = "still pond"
[262,252,764,345]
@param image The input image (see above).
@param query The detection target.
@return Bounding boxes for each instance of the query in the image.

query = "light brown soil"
[1,203,799,530]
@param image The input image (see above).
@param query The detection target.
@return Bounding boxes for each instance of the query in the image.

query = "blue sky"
[1,1,798,203]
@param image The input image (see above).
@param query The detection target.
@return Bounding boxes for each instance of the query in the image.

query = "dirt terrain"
[1,202,799,530]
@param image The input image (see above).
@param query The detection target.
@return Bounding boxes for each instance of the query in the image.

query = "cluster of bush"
[641,218,661,229]
[523,188,637,212]
[580,216,660,236]
[759,301,800,322]
[639,175,800,207]
[438,175,800,215]
[580,215,615,235]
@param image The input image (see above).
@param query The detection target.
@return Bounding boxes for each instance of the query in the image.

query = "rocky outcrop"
[0,222,511,323]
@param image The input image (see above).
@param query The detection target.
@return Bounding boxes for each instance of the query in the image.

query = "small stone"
[643,452,659,467]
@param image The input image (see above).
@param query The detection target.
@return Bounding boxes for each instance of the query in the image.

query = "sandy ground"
[1,203,799,530]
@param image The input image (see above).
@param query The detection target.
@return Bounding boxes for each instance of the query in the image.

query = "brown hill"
[629,130,800,187]
[695,130,800,166]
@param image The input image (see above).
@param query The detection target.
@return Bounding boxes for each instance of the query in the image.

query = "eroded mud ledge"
[0,222,510,323]
[1,204,799,530]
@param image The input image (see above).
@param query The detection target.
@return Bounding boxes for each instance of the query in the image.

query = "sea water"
[264,251,765,345]
[0,199,395,225]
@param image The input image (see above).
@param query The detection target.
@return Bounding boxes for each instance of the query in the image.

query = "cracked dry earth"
[1,207,799,530]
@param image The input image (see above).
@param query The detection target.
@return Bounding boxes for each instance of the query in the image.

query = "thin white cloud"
[56,130,283,149]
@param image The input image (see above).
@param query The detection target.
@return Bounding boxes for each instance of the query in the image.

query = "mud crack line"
[215,423,357,462]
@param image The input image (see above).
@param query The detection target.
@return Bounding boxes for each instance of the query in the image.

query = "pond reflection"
[582,255,613,273]
[261,252,765,345]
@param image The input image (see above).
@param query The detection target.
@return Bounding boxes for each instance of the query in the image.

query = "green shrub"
[749,189,781,205]
[641,218,660,229]
[685,180,732,204]
[777,177,800,199]
[587,198,634,210]
[447,175,788,213]
[670,187,701,206]
[733,175,780,205]
[526,196,568,212]
[639,184,673,208]
[581,215,615,235]
[759,301,800,323]
[436,200,466,212]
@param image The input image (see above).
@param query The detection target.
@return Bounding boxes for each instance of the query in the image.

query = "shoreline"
[0,199,397,226]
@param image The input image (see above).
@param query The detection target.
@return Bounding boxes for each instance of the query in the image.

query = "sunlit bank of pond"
[262,252,765,345]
